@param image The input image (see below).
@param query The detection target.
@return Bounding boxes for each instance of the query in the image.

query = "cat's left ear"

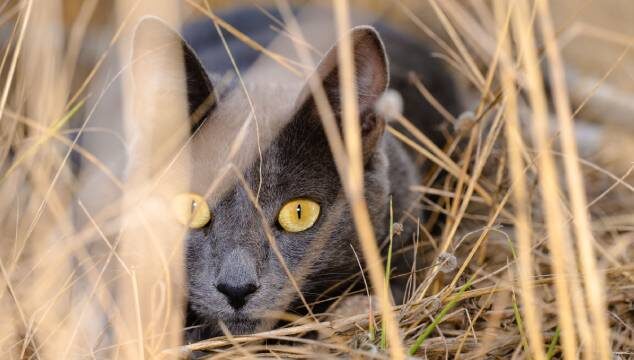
[297,26,389,159]
[131,17,215,133]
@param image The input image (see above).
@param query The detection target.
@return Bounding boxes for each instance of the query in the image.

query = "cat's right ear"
[131,17,215,133]
[295,27,389,161]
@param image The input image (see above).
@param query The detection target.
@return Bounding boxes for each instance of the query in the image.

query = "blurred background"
[61,0,634,86]
[57,0,634,172]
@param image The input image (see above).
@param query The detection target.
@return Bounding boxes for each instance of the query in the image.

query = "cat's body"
[131,7,460,344]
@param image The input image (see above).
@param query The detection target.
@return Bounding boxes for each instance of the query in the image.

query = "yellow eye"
[171,193,211,228]
[278,198,320,233]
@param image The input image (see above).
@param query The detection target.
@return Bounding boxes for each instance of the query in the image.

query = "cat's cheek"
[185,230,209,256]
[185,230,217,278]
[279,234,314,269]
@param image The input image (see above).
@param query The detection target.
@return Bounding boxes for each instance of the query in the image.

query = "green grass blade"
[1,98,85,184]
[546,326,561,360]
[408,272,477,356]
[380,197,394,349]
[512,291,529,354]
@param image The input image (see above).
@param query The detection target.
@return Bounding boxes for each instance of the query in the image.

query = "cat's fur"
[131,7,460,343]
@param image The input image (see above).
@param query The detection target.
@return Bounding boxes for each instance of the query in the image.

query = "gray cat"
[132,7,460,343]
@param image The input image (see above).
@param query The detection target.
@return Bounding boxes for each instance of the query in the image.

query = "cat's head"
[131,17,393,339]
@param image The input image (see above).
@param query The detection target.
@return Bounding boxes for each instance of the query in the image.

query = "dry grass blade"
[332,1,404,358]
[427,0,485,89]
[185,0,302,77]
[494,0,546,358]
[0,0,32,122]
[535,1,612,358]
[511,0,584,357]
[408,271,477,355]
[1,99,85,184]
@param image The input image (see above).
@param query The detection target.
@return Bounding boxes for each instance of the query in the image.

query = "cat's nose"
[216,282,258,309]
[215,248,259,310]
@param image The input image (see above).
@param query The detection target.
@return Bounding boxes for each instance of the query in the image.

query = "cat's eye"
[171,193,211,228]
[277,198,320,233]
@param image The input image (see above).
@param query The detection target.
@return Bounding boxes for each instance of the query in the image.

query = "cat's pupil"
[191,200,197,214]
[296,204,302,220]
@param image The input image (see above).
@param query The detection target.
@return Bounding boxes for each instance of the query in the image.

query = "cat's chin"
[186,312,270,342]
[220,315,263,335]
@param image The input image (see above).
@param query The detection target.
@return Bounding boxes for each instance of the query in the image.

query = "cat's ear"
[131,16,215,133]
[297,26,389,158]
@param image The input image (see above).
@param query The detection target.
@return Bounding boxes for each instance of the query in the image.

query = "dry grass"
[1,0,633,359]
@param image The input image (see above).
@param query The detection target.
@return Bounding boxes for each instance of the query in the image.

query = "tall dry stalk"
[495,0,546,358]
[511,0,585,357]
[535,0,611,358]
[332,1,405,358]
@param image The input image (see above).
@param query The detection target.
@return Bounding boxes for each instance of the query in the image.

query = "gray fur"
[132,9,460,344]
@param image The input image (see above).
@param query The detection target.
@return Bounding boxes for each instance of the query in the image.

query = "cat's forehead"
[197,77,304,141]
[186,77,310,202]
[220,119,339,211]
